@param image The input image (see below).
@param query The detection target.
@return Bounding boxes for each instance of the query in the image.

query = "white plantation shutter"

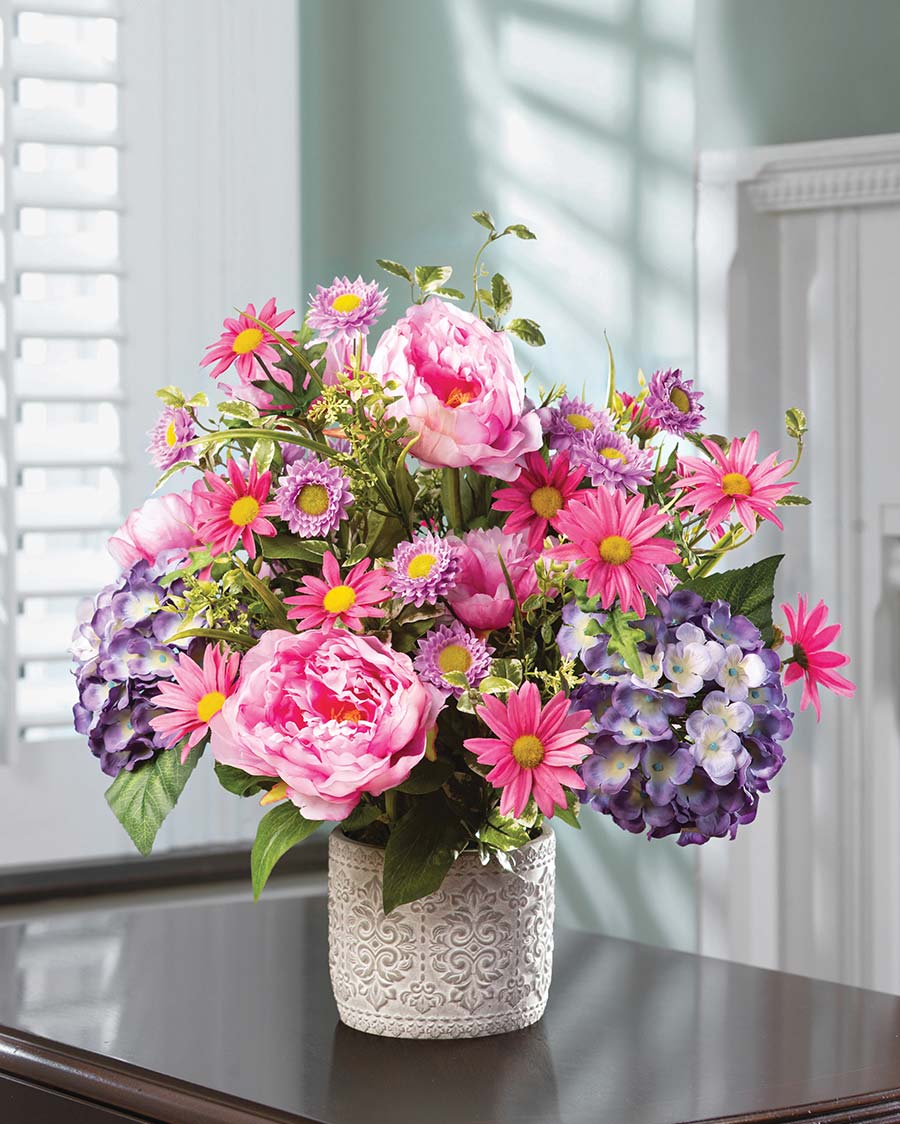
[0,0,125,751]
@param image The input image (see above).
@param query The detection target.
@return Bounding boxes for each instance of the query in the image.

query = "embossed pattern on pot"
[327,828,556,1039]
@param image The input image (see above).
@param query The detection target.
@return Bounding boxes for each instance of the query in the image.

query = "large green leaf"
[382,796,469,914]
[395,757,454,795]
[105,746,204,856]
[214,762,276,798]
[680,554,784,642]
[505,317,545,347]
[599,608,645,676]
[261,534,329,563]
[251,802,321,899]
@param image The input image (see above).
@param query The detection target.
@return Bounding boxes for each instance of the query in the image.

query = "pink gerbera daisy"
[491,450,585,551]
[194,458,279,559]
[464,682,592,818]
[674,430,795,539]
[200,298,295,384]
[150,644,241,762]
[780,595,855,721]
[285,551,391,632]
[549,488,678,614]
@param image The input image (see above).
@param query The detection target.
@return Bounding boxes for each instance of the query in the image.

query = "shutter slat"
[15,361,120,400]
[15,448,125,468]
[18,551,118,597]
[12,0,121,16]
[13,233,120,274]
[15,300,121,337]
[13,106,120,146]
[12,42,119,84]
[13,170,121,212]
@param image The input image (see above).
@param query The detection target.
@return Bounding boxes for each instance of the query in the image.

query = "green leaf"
[553,790,581,829]
[251,436,276,473]
[345,541,370,567]
[777,494,811,506]
[376,258,413,282]
[478,675,517,696]
[261,534,329,563]
[478,810,530,852]
[154,461,192,491]
[491,272,513,317]
[506,318,545,347]
[214,762,276,798]
[341,802,382,832]
[680,554,784,642]
[185,391,208,408]
[156,385,185,407]
[251,802,321,899]
[785,407,808,440]
[490,657,523,686]
[476,287,495,310]
[433,286,465,300]
[604,332,616,409]
[396,757,454,794]
[472,209,495,231]
[599,608,645,676]
[394,434,419,519]
[382,796,469,913]
[168,626,256,649]
[105,746,204,856]
[218,400,259,421]
[234,556,290,629]
[502,223,537,240]
[415,265,453,293]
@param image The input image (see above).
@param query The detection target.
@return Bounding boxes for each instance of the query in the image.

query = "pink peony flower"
[446,527,538,632]
[209,629,443,820]
[150,644,241,761]
[108,490,200,570]
[780,595,855,721]
[368,298,542,481]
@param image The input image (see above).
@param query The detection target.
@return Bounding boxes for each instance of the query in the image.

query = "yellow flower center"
[165,421,178,447]
[297,484,329,516]
[331,293,362,313]
[530,485,564,520]
[669,386,691,414]
[511,734,545,769]
[329,700,364,723]
[196,690,226,724]
[598,446,625,462]
[438,643,473,674]
[721,472,752,496]
[229,496,260,526]
[599,534,633,565]
[407,552,437,579]
[323,584,357,614]
[566,413,594,431]
[232,327,264,355]
[446,386,475,408]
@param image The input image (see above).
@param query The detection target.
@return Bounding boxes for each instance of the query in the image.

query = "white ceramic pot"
[327,827,555,1039]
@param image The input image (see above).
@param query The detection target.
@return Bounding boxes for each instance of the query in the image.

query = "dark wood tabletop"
[0,880,898,1124]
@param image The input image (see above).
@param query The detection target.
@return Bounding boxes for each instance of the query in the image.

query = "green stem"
[471,232,495,317]
[444,467,464,532]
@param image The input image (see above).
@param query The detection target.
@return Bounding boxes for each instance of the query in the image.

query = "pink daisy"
[780,595,855,721]
[285,551,391,632]
[491,450,586,551]
[199,298,295,384]
[194,458,279,559]
[549,488,678,614]
[150,644,241,762]
[464,682,592,818]
[674,430,795,539]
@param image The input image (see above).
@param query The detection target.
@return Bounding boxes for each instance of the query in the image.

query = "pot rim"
[330,822,554,855]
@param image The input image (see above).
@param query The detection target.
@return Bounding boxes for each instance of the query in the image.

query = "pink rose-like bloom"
[369,298,542,481]
[446,527,538,632]
[210,629,443,821]
[108,490,199,570]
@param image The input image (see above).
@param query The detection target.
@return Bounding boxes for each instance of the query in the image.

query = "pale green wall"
[696,0,900,148]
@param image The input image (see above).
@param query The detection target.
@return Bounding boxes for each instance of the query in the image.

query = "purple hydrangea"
[146,407,197,471]
[556,601,604,663]
[569,428,654,493]
[72,560,189,777]
[538,395,613,453]
[307,276,388,339]
[276,452,353,538]
[390,533,460,607]
[413,620,493,697]
[643,368,705,436]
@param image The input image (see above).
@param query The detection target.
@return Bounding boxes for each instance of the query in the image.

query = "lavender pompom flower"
[276,453,353,538]
[570,428,654,493]
[146,407,197,471]
[414,620,493,698]
[644,368,705,436]
[390,533,460,607]
[539,395,613,453]
[307,276,388,339]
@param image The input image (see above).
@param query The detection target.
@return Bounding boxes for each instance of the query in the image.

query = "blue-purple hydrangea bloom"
[565,593,792,845]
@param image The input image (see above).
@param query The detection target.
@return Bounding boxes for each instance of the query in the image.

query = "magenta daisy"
[464,682,592,818]
[146,406,197,472]
[643,368,705,436]
[194,458,279,559]
[150,644,241,762]
[276,453,353,538]
[550,488,678,614]
[674,430,795,539]
[285,551,391,632]
[492,450,585,551]
[390,532,461,607]
[200,298,295,384]
[571,429,654,493]
[539,395,613,453]
[781,595,855,721]
[414,620,493,697]
[307,276,389,340]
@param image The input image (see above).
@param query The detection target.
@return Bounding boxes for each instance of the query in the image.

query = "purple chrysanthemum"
[570,429,654,492]
[390,533,460,607]
[414,621,493,697]
[146,407,197,471]
[276,453,353,538]
[307,275,388,340]
[539,395,613,453]
[644,368,705,436]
